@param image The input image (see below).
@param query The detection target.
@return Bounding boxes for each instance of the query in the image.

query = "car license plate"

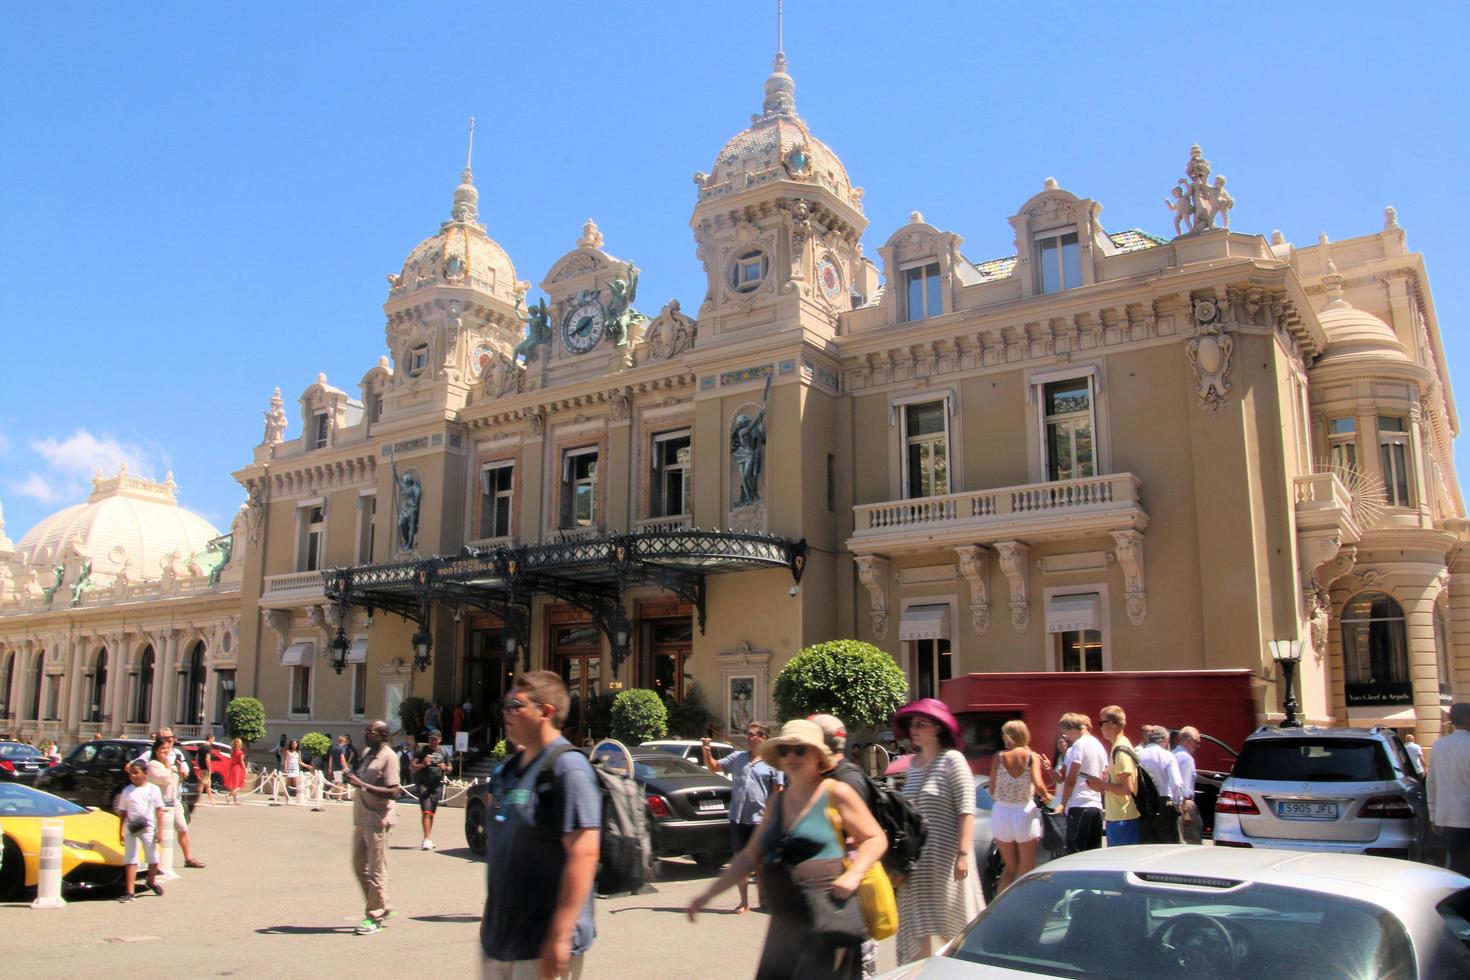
[1277,801,1337,820]
[698,799,725,812]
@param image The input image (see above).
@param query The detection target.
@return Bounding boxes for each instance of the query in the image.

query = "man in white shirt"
[1137,726,1183,844]
[1429,703,1470,877]
[1173,726,1202,844]
[1404,733,1425,776]
[1053,713,1107,853]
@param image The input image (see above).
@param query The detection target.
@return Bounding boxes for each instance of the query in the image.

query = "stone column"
[1450,551,1470,700]
[66,639,87,734]
[110,637,132,733]
[1398,567,1449,744]
[159,631,180,727]
[149,632,170,729]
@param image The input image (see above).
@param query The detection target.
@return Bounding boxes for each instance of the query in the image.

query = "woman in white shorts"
[988,720,1052,895]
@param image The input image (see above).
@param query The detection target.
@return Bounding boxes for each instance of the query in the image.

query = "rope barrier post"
[311,770,325,811]
[157,802,179,881]
[30,818,65,909]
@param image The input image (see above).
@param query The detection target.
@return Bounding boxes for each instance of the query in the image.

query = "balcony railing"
[850,472,1146,548]
[262,570,327,603]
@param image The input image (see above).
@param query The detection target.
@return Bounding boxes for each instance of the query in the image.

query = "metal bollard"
[30,818,65,909]
[157,802,179,881]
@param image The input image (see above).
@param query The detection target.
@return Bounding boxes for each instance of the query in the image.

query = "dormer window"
[310,411,330,450]
[729,249,769,293]
[406,343,430,378]
[903,262,942,322]
[1036,231,1081,294]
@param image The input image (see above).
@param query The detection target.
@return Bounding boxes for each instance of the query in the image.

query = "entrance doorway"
[465,616,512,747]
[552,623,602,744]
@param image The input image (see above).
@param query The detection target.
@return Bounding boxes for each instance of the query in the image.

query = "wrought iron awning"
[322,529,807,674]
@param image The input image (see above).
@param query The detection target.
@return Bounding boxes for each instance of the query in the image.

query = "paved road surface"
[2,796,903,978]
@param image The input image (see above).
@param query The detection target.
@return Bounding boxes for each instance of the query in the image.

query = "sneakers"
[355,918,382,935]
[421,839,434,851]
[149,881,165,897]
[118,893,135,904]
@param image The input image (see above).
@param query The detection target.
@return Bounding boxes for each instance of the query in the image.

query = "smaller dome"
[14,467,221,583]
[389,165,517,305]
[1314,269,1410,365]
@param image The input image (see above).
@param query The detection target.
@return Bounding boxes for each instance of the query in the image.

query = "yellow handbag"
[827,802,900,941]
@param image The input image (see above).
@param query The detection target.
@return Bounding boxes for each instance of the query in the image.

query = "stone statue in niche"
[1167,144,1235,236]
[392,456,421,552]
[262,387,288,444]
[730,377,771,508]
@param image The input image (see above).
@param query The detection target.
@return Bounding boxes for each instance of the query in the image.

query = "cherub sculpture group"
[1165,144,1234,237]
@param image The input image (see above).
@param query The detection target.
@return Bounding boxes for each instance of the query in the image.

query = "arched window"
[1340,591,1410,706]
[27,651,44,720]
[132,646,155,725]
[0,652,13,718]
[91,649,109,723]
[1434,602,1454,700]
[182,642,207,726]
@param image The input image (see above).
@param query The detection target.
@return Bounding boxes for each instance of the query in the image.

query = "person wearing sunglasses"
[701,720,781,913]
[688,719,886,979]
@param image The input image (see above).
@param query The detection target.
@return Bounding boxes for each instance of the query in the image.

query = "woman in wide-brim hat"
[688,719,887,980]
[892,698,980,965]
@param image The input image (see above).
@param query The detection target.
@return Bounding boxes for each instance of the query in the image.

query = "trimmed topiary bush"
[773,639,910,730]
[300,731,331,762]
[610,688,668,745]
[225,696,266,746]
[665,682,717,738]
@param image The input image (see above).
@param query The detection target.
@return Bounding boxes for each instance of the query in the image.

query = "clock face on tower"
[817,254,843,302]
[561,300,605,354]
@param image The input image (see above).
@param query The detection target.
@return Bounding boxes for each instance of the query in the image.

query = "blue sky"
[2,2,1467,540]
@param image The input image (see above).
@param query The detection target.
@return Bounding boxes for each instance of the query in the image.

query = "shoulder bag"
[827,797,899,941]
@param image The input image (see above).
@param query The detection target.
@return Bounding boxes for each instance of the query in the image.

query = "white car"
[639,739,737,768]
[880,845,1470,979]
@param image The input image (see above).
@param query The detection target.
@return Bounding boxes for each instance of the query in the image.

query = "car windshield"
[0,783,89,817]
[948,870,1415,980]
[0,744,44,759]
[1233,738,1393,782]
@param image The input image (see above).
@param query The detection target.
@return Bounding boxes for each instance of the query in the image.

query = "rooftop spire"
[762,1,796,118]
[777,0,783,56]
[450,116,480,224]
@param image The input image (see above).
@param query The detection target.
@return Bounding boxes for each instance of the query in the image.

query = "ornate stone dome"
[1314,266,1410,365]
[14,466,220,583]
[388,164,518,305]
[696,53,860,210]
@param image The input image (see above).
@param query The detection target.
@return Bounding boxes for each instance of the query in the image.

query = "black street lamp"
[1268,638,1306,728]
[412,625,433,672]
[329,625,351,675]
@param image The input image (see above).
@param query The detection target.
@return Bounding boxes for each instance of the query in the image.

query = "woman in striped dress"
[893,698,980,965]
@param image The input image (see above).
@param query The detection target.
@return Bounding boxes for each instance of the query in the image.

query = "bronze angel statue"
[513,295,553,360]
[604,263,647,347]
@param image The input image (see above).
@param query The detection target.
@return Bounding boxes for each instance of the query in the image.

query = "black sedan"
[0,742,51,785]
[34,739,197,817]
[464,748,734,869]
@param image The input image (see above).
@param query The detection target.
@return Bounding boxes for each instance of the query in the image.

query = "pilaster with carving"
[995,541,1030,633]
[954,545,992,635]
[1110,530,1147,626]
[1301,534,1357,657]
[855,555,890,640]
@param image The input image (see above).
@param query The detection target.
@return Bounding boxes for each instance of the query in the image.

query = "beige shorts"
[480,955,584,980]
[169,801,188,833]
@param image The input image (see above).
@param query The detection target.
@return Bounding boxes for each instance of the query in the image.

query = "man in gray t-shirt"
[481,673,601,979]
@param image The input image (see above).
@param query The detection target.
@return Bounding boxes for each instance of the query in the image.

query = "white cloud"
[30,430,157,481]
[8,472,63,504]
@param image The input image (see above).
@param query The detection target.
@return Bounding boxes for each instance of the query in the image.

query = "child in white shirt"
[115,761,165,901]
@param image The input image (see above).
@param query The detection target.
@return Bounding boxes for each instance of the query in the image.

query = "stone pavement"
[2,796,901,978]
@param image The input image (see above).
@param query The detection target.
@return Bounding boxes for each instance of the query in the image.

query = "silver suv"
[1214,725,1428,860]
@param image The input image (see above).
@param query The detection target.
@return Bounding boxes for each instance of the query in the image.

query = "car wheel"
[465,798,487,856]
[0,836,23,899]
[981,844,1004,904]
[692,851,730,870]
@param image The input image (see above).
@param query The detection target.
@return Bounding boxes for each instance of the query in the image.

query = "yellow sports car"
[0,781,126,897]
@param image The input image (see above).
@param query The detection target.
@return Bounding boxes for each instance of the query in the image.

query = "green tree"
[224,696,266,746]
[664,682,717,738]
[772,639,909,730]
[300,731,331,762]
[610,689,668,744]
[398,696,431,738]
[585,692,617,741]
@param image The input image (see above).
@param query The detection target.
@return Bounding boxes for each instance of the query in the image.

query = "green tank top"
[762,787,844,864]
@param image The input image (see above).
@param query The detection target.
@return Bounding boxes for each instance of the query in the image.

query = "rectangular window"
[560,449,598,528]
[903,263,942,322]
[1379,417,1412,506]
[903,400,950,498]
[479,462,515,538]
[1328,417,1359,472]
[913,638,952,700]
[44,675,59,720]
[357,495,376,563]
[290,666,311,715]
[352,663,367,717]
[650,431,692,518]
[1058,629,1104,672]
[214,669,235,723]
[299,505,325,572]
[310,411,329,450]
[1037,232,1081,293]
[1043,378,1095,481]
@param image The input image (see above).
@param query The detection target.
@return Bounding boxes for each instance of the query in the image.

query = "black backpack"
[1112,745,1162,820]
[832,759,927,875]
[518,743,654,895]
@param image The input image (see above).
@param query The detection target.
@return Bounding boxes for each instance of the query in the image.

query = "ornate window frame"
[1042,583,1112,672]
[1024,363,1112,484]
[887,386,962,501]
